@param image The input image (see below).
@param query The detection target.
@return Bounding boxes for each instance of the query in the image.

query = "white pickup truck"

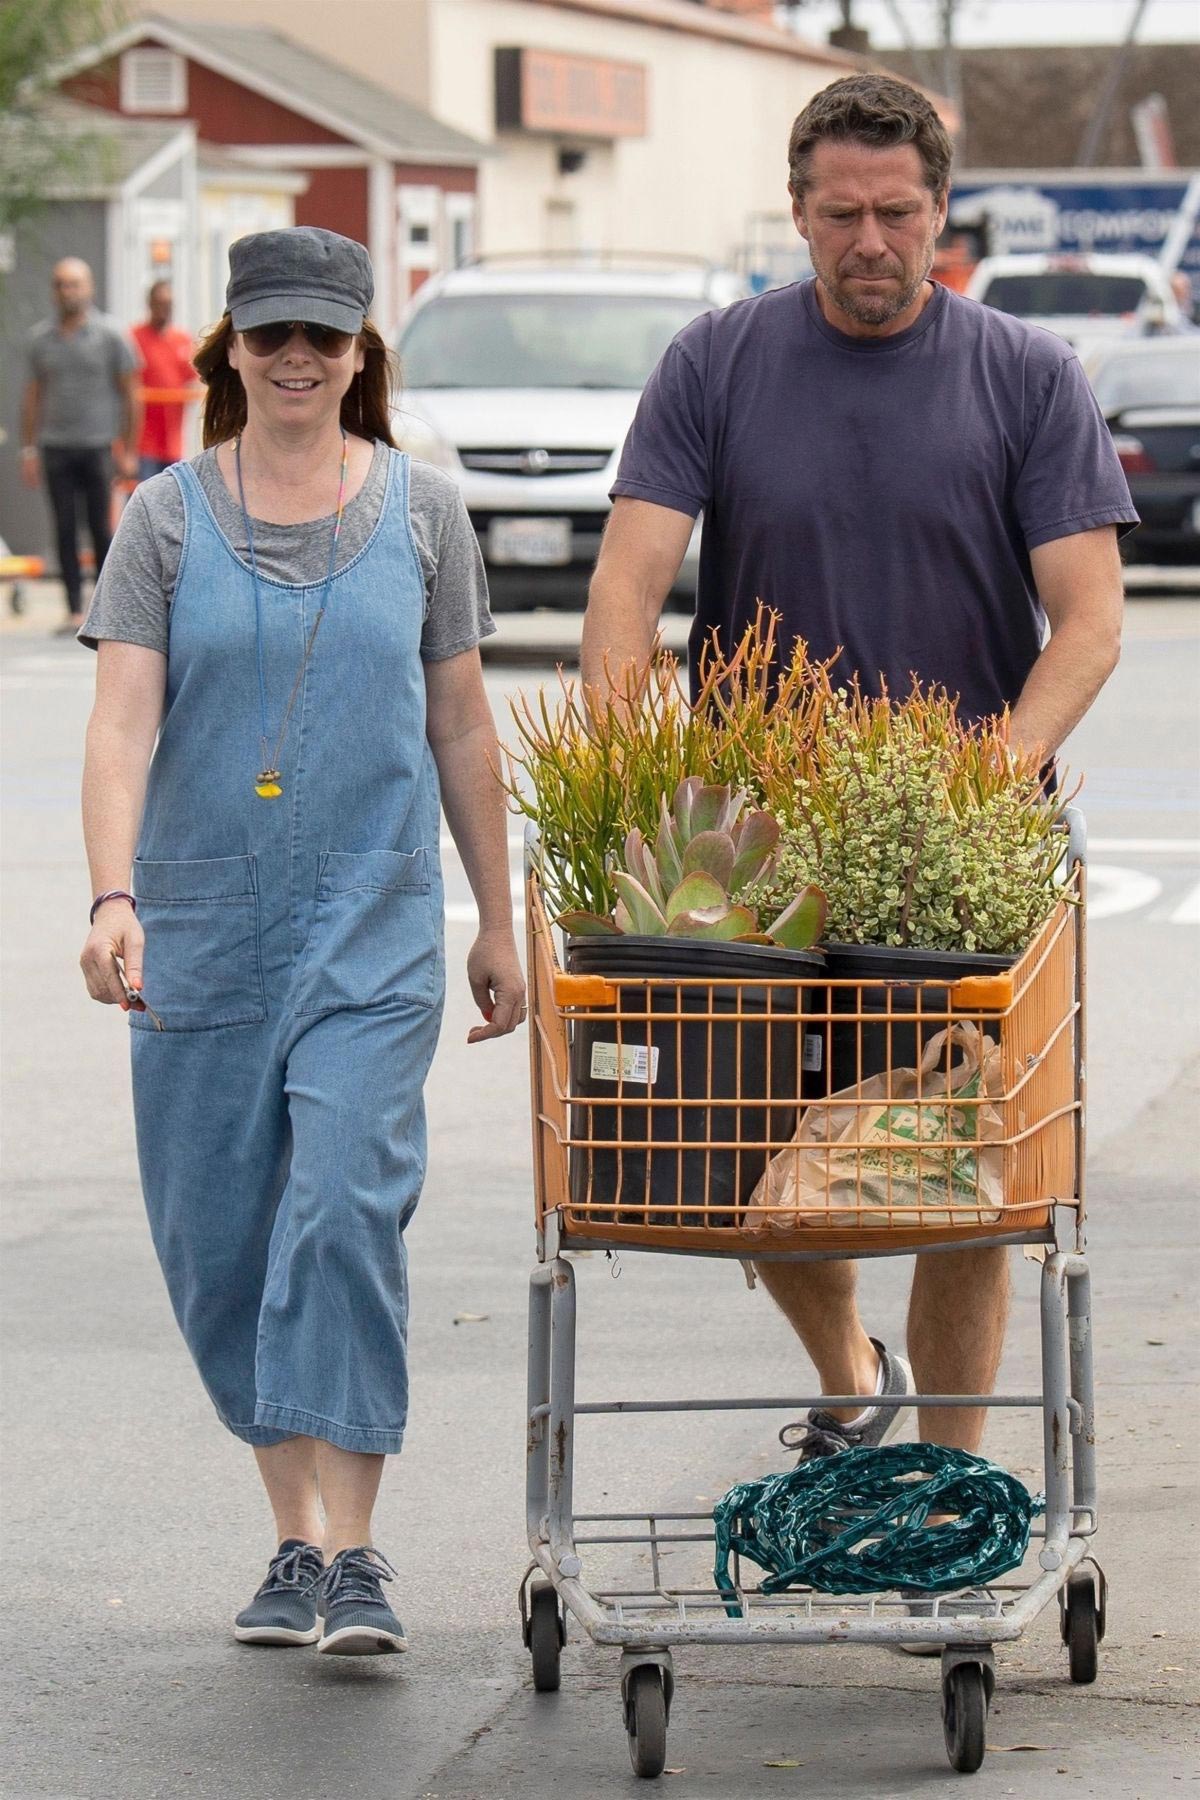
[965,253,1188,355]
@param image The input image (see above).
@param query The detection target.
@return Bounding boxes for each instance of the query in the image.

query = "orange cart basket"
[525,819,1086,1262]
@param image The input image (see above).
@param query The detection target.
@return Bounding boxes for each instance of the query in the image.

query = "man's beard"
[811,233,936,327]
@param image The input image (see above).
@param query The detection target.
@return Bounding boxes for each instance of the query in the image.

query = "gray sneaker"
[318,1547,408,1656]
[234,1539,325,1645]
[779,1338,914,1461]
[895,1587,999,1656]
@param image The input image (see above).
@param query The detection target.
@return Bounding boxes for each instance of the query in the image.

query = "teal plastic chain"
[713,1444,1041,1617]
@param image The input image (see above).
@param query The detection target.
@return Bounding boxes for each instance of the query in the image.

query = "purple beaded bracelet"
[90,889,137,926]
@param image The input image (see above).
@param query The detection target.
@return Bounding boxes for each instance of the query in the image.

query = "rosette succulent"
[559,777,826,950]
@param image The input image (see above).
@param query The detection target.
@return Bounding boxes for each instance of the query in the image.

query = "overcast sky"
[783,0,1200,47]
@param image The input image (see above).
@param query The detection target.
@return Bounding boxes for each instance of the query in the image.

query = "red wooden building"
[56,12,488,333]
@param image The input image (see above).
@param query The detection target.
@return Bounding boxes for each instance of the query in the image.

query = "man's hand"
[20,447,39,490]
[114,446,139,483]
[80,901,145,1009]
[465,928,527,1043]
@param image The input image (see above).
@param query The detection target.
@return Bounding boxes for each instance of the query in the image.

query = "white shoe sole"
[317,1624,408,1656]
[234,1623,321,1646]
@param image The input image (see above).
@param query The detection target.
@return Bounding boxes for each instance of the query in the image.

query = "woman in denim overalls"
[78,230,525,1654]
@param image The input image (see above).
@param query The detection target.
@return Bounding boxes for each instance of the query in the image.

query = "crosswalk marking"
[1169,882,1200,926]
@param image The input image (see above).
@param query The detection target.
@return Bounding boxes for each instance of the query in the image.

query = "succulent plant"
[742,685,1070,955]
[501,607,832,922]
[558,777,827,950]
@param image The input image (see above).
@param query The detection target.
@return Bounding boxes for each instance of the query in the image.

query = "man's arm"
[20,378,41,488]
[1009,525,1123,762]
[116,368,142,479]
[580,497,695,695]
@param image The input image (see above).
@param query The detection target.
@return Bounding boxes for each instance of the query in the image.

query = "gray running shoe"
[234,1539,324,1645]
[318,1547,408,1656]
[779,1338,914,1461]
[895,1587,999,1656]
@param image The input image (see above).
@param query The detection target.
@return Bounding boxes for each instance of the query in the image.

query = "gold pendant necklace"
[237,431,349,799]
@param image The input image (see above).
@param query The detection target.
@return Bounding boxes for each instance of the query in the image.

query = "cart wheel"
[527,1580,564,1692]
[625,1665,668,1779]
[942,1662,988,1773]
[1064,1571,1100,1685]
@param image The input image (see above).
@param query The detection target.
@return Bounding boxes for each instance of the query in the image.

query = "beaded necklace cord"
[234,428,349,798]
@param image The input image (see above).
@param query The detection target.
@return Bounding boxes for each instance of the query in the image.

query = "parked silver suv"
[393,256,746,606]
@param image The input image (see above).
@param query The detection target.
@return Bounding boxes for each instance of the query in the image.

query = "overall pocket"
[131,855,265,1031]
[293,848,439,1016]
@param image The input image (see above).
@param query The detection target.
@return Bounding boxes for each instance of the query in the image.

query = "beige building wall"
[425,0,850,265]
[134,1,875,266]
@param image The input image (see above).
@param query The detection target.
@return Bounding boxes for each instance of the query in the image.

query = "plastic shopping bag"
[744,1021,1004,1231]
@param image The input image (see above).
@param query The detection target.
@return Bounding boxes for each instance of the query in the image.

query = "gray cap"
[226,227,374,334]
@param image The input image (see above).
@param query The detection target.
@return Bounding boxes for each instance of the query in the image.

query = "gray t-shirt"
[26,310,136,447]
[81,440,495,662]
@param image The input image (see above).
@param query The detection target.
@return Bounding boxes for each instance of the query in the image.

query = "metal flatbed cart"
[519,813,1103,1778]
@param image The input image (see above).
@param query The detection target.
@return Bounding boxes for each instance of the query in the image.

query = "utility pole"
[1077,0,1152,167]
[936,0,964,166]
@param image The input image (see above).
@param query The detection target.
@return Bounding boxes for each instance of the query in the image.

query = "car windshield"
[1090,344,1200,413]
[398,293,712,389]
[981,273,1149,317]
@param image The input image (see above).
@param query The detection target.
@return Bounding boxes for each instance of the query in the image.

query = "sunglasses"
[239,320,356,359]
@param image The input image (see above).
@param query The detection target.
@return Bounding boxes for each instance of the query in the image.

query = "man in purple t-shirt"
[582,77,1135,1491]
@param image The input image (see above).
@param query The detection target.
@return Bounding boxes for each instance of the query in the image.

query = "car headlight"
[392,411,457,470]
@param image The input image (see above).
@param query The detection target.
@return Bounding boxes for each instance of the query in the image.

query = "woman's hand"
[465,928,527,1043]
[80,900,145,1010]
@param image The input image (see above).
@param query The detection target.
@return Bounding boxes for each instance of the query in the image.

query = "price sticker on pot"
[590,1042,660,1085]
[803,1032,824,1073]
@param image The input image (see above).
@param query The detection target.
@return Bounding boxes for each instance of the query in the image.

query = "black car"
[1085,338,1200,562]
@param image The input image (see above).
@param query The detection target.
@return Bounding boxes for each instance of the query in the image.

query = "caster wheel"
[527,1579,564,1692]
[942,1662,988,1773]
[625,1665,668,1779]
[1064,1571,1100,1684]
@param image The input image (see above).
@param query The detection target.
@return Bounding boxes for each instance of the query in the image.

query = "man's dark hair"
[148,279,172,302]
[788,74,953,202]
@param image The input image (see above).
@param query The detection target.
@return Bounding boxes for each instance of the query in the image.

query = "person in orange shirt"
[931,229,976,295]
[131,281,196,478]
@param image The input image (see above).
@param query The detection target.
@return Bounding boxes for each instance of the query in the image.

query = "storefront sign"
[495,47,647,140]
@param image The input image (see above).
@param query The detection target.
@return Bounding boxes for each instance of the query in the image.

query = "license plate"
[488,516,572,566]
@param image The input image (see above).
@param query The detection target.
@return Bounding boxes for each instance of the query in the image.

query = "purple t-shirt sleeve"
[1014,352,1139,550]
[610,330,710,519]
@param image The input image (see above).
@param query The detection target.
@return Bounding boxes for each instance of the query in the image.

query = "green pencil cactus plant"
[558,778,827,949]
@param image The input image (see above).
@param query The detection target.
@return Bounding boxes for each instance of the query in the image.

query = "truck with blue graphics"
[945,170,1200,308]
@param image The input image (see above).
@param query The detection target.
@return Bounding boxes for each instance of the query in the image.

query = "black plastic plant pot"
[565,935,825,1227]
[817,941,1016,1098]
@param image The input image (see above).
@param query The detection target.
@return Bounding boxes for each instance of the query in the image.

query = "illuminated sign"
[495,47,647,140]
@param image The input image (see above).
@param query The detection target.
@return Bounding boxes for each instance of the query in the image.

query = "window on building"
[398,186,440,275]
[120,47,187,114]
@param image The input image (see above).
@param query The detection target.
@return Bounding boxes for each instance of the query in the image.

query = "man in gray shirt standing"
[21,258,141,632]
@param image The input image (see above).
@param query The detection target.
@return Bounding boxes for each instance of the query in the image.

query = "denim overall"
[130,449,445,1454]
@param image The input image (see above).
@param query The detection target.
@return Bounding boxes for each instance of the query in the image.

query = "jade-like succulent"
[558,777,826,950]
